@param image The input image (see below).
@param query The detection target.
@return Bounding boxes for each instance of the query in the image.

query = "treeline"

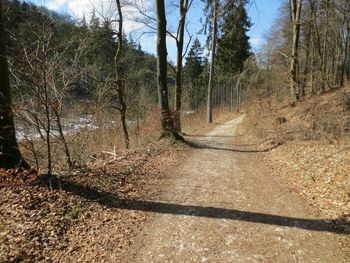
[4,0,247,113]
[258,0,350,102]
[2,0,163,170]
[0,0,253,171]
[4,0,158,103]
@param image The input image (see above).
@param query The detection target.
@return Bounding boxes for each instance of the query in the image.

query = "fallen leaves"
[0,141,186,262]
[265,141,350,221]
[243,91,350,226]
[0,168,40,187]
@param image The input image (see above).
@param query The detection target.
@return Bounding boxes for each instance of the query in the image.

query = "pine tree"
[183,38,204,82]
[183,38,206,110]
[217,0,251,77]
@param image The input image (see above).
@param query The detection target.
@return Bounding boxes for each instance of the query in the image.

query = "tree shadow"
[183,133,244,139]
[183,140,282,153]
[56,180,349,235]
[213,122,240,125]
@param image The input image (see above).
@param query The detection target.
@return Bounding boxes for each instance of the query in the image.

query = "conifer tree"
[217,0,251,77]
[183,38,204,81]
[184,38,205,110]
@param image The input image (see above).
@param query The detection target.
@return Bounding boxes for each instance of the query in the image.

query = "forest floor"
[1,113,349,262]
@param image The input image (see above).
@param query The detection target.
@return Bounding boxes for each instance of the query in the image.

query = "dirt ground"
[123,115,349,262]
[1,115,349,262]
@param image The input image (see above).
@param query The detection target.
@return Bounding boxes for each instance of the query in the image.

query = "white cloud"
[47,0,70,10]
[47,0,151,33]
[250,37,265,50]
[46,0,182,61]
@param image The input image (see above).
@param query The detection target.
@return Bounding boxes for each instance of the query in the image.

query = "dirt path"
[124,115,349,262]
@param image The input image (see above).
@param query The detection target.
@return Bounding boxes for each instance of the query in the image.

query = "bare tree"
[207,0,218,122]
[289,0,302,103]
[115,0,130,148]
[156,0,180,138]
[130,0,193,132]
[174,0,193,132]
[9,18,88,172]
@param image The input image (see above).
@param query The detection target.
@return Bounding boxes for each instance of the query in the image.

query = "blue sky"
[30,0,282,61]
[246,0,281,52]
[138,0,282,61]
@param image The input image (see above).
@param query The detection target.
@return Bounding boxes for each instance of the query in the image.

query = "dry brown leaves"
[266,141,350,221]
[0,140,187,262]
[0,168,40,187]
[244,88,350,228]
[0,187,78,262]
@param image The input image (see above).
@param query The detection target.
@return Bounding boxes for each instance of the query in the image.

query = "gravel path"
[125,115,349,262]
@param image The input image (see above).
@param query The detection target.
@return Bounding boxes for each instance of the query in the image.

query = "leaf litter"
[0,140,186,262]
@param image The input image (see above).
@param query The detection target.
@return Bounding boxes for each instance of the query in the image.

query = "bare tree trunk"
[43,71,53,175]
[229,80,233,112]
[310,41,316,94]
[207,0,218,123]
[236,80,241,112]
[156,0,180,138]
[174,0,190,132]
[115,0,130,149]
[345,20,350,83]
[55,111,73,169]
[338,15,348,87]
[309,0,322,92]
[320,0,330,93]
[289,0,302,103]
[301,24,312,98]
[335,35,343,87]
[0,2,29,169]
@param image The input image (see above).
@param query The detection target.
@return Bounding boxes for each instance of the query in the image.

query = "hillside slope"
[244,86,350,224]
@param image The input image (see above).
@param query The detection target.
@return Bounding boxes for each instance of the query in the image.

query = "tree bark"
[156,0,179,138]
[308,0,322,92]
[301,23,312,98]
[115,0,130,149]
[289,0,302,103]
[174,0,190,132]
[345,19,350,83]
[207,0,218,123]
[320,0,330,93]
[0,2,29,169]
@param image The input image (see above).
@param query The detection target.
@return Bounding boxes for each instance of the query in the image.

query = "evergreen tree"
[217,0,251,77]
[183,38,204,82]
[183,38,207,110]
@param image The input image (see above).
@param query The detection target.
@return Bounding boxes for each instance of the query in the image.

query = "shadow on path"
[183,133,243,139]
[57,180,349,235]
[183,140,282,153]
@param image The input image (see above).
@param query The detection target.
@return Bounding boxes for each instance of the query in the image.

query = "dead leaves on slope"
[0,142,185,262]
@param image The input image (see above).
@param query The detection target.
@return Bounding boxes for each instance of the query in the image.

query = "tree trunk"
[320,0,330,93]
[174,0,190,132]
[156,0,179,138]
[310,40,316,94]
[309,0,322,93]
[207,0,218,123]
[115,0,130,149]
[0,2,29,169]
[289,0,302,103]
[301,23,312,98]
[43,70,52,175]
[345,21,350,83]
[55,111,73,169]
